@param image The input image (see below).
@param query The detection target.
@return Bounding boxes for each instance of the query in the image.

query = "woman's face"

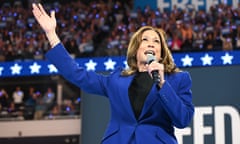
[136,29,161,71]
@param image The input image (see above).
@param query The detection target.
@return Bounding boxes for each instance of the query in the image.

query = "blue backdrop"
[1,50,240,77]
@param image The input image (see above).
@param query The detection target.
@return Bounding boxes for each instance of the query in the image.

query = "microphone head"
[146,54,156,64]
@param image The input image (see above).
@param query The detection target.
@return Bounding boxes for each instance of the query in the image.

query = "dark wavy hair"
[121,26,180,76]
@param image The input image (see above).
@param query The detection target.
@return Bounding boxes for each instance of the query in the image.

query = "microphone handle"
[151,70,161,83]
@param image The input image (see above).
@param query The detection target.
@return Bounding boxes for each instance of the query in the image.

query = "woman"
[32,3,194,144]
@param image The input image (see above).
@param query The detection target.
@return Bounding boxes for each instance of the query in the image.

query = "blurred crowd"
[0,0,240,62]
[0,85,80,120]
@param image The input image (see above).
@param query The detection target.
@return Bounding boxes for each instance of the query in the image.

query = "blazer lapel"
[139,74,169,120]
[139,85,159,119]
[122,75,137,121]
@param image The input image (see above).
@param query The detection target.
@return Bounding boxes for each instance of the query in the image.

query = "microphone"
[146,54,161,83]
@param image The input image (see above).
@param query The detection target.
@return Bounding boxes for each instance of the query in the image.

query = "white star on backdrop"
[10,63,22,75]
[123,60,128,69]
[181,54,194,67]
[0,67,3,75]
[221,53,233,65]
[48,64,58,73]
[201,54,214,66]
[104,58,116,70]
[29,62,41,74]
[85,59,97,71]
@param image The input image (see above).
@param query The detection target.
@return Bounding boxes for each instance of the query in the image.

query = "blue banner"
[0,50,240,77]
[134,0,239,12]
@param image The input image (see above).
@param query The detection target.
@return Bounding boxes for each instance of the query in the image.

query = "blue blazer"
[46,43,194,144]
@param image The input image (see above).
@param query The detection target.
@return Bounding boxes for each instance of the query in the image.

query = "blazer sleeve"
[45,43,109,96]
[158,72,194,128]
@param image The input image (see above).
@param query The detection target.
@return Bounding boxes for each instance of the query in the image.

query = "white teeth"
[144,50,155,55]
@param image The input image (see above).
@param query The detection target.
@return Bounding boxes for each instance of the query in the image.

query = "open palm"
[32,3,56,34]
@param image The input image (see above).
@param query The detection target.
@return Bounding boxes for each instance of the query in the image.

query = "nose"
[147,44,154,48]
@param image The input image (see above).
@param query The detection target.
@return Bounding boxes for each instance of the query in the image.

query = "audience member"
[170,34,183,51]
[12,86,24,110]
[33,91,44,120]
[24,87,37,119]
[0,88,11,111]
[34,87,55,120]
[42,87,55,110]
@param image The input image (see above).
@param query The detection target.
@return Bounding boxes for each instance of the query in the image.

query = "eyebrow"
[142,35,160,40]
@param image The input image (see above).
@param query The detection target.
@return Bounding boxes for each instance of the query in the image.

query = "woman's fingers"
[32,3,48,20]
[32,3,57,36]
[38,3,48,16]
[32,3,39,16]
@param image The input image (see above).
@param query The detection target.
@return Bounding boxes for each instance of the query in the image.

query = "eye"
[154,39,160,43]
[142,38,148,41]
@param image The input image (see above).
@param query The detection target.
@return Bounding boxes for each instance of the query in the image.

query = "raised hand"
[32,3,60,47]
[32,3,56,34]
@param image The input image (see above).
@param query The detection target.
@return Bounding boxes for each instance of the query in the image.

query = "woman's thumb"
[50,10,55,19]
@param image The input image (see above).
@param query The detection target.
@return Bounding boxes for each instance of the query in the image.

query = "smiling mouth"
[144,50,155,55]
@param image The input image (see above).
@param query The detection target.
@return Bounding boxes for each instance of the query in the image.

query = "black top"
[128,72,154,119]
